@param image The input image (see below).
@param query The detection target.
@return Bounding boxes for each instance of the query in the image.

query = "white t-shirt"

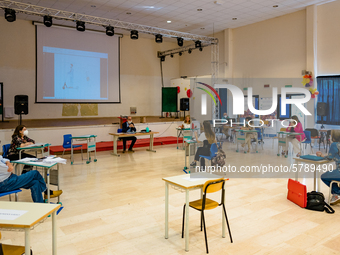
[0,156,11,183]
[182,122,191,129]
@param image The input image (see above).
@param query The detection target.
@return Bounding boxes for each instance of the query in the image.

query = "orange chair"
[181,178,233,253]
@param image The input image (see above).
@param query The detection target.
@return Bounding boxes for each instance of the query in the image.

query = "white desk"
[183,140,197,173]
[71,135,97,165]
[17,143,51,160]
[0,201,61,255]
[162,173,227,251]
[277,131,303,157]
[12,160,61,204]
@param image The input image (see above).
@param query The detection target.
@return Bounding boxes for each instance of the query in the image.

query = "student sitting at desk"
[284,115,305,157]
[241,117,255,153]
[0,156,62,202]
[317,130,340,205]
[7,125,36,174]
[181,115,191,129]
[190,121,216,168]
[122,116,137,153]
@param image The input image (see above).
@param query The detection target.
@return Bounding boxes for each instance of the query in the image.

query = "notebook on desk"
[299,155,324,161]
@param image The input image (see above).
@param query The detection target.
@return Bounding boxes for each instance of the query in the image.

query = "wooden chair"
[181,178,233,253]
[0,232,32,255]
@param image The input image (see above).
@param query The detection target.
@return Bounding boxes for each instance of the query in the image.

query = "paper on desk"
[0,209,27,220]
[43,156,67,164]
[23,142,46,148]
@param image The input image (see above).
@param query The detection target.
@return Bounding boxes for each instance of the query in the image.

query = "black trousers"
[194,146,211,168]
[121,137,137,151]
[7,152,36,169]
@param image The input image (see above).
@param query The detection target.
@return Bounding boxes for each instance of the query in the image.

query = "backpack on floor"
[306,191,335,214]
[212,149,226,167]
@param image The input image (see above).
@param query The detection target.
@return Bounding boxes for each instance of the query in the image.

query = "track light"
[199,47,203,51]
[170,54,174,58]
[177,37,183,47]
[160,56,165,62]
[195,40,201,48]
[179,52,183,56]
[188,49,192,54]
[155,34,163,43]
[106,26,114,36]
[4,8,16,22]
[76,21,85,32]
[43,15,52,27]
[130,30,138,40]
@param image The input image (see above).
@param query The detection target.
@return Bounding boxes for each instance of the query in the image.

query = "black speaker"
[317,102,327,116]
[14,95,28,115]
[180,98,189,111]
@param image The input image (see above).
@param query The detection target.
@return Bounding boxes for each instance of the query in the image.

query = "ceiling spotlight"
[273,5,279,8]
[43,15,52,27]
[188,49,192,54]
[179,52,183,56]
[177,37,183,47]
[232,17,237,20]
[155,34,163,43]
[126,12,132,14]
[195,40,201,48]
[106,26,114,36]
[130,30,138,40]
[197,8,203,11]
[76,21,85,32]
[160,56,165,62]
[199,47,203,52]
[4,8,16,22]
[167,20,171,23]
[170,54,174,58]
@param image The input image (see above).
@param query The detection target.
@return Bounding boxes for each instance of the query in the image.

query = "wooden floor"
[0,116,182,129]
[0,140,339,255]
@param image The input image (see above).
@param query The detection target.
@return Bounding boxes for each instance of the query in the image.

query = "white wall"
[0,18,179,120]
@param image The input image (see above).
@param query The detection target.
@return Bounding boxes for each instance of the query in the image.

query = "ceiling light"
[4,8,16,22]
[179,52,183,56]
[130,30,138,39]
[155,34,163,43]
[188,49,192,54]
[177,37,183,47]
[126,12,132,14]
[167,20,171,23]
[76,21,85,32]
[214,1,223,5]
[43,15,52,27]
[200,27,205,30]
[273,5,279,8]
[232,17,237,20]
[91,5,96,8]
[197,8,203,11]
[106,26,114,36]
[199,47,203,52]
[195,41,201,48]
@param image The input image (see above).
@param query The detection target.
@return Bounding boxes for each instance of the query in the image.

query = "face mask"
[23,130,28,136]
[128,121,132,124]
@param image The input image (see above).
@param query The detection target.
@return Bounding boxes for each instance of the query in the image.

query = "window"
[316,76,340,125]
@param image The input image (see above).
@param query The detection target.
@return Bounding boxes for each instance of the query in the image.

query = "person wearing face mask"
[7,125,36,173]
[121,116,137,153]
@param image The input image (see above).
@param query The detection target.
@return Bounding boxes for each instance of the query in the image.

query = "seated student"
[190,121,216,168]
[284,115,305,157]
[122,116,137,153]
[317,130,340,205]
[7,125,36,174]
[181,115,191,129]
[0,156,62,202]
[240,117,255,153]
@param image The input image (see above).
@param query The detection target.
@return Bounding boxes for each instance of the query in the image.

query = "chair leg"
[222,204,233,243]
[15,192,18,202]
[202,211,209,254]
[201,211,203,231]
[62,149,65,157]
[81,148,83,160]
[8,194,11,201]
[181,204,186,238]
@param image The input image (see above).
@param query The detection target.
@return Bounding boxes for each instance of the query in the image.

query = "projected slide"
[43,47,107,100]
[36,25,120,103]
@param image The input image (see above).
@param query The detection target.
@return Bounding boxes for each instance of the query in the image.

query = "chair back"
[303,130,312,143]
[203,178,225,194]
[305,128,319,138]
[210,143,218,158]
[2,144,10,158]
[280,127,286,132]
[63,134,72,147]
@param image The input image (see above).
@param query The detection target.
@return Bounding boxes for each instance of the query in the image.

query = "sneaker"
[44,190,63,199]
[330,194,340,205]
[122,150,126,153]
[190,161,197,167]
[128,149,135,153]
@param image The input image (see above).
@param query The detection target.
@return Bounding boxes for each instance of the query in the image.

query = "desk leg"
[165,182,169,239]
[57,164,60,203]
[314,164,320,192]
[25,228,30,255]
[147,134,156,152]
[52,211,57,255]
[71,139,74,164]
[185,189,189,252]
[47,168,50,204]
[177,130,179,149]
[111,136,120,157]
[222,187,226,238]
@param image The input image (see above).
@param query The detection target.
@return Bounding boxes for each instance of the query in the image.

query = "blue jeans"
[0,170,46,203]
[321,169,340,195]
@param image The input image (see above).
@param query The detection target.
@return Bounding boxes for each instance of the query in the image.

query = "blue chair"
[199,143,218,166]
[0,190,22,202]
[2,144,10,158]
[62,134,83,159]
[301,130,312,154]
